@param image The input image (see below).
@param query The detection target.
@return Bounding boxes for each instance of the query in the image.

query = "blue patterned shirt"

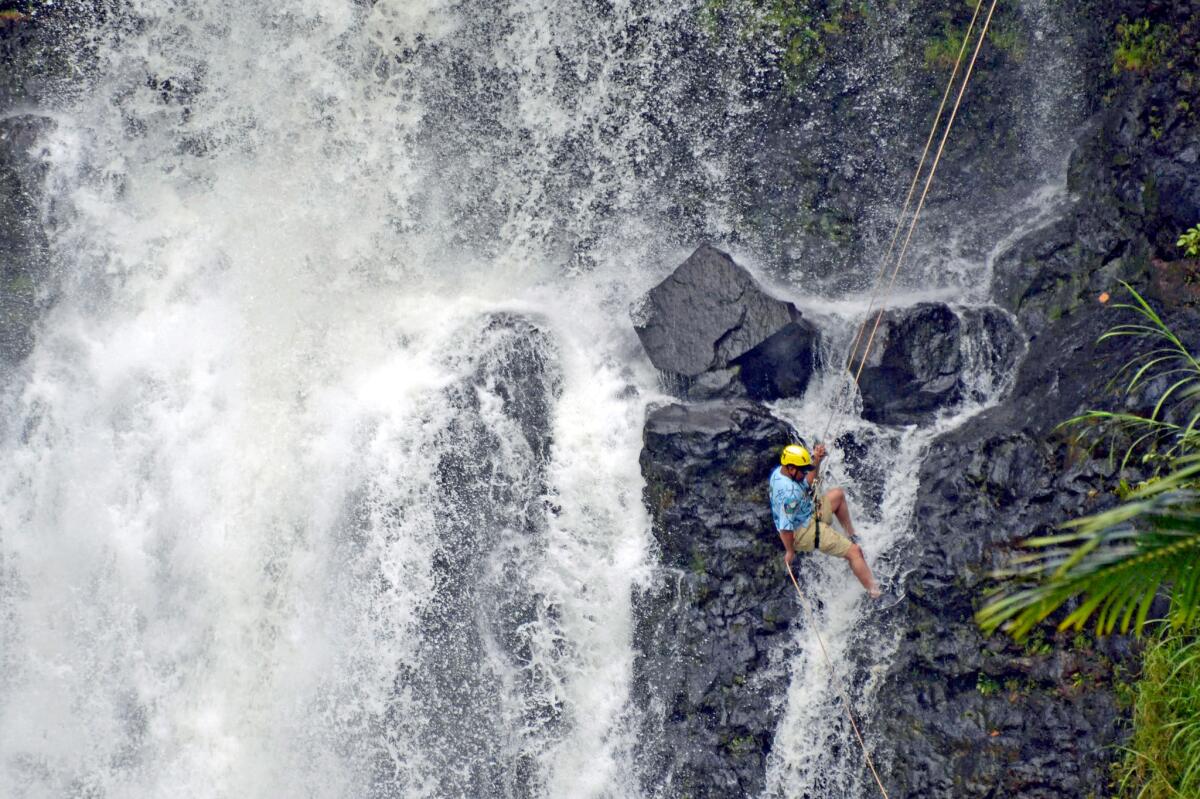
[769,465,814,531]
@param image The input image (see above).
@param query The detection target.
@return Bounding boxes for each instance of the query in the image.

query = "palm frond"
[976,491,1200,639]
[979,282,1200,641]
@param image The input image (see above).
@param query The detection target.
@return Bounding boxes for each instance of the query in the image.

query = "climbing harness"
[783,0,1001,796]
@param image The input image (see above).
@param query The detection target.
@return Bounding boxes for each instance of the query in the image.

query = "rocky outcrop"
[854,304,1020,425]
[379,314,563,797]
[633,3,1200,795]
[632,401,799,796]
[993,1,1200,337]
[870,3,1200,794]
[871,307,1153,798]
[633,244,821,401]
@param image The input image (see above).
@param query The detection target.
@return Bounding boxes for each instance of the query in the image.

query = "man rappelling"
[770,443,882,599]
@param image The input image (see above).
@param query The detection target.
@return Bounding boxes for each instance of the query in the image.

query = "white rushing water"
[0,1,1084,797]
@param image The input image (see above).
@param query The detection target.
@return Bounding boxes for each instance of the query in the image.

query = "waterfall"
[0,0,1092,796]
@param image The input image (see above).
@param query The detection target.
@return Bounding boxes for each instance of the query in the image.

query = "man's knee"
[827,487,845,504]
[845,543,863,561]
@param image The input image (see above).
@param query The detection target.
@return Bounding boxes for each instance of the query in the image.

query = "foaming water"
[0,2,674,795]
[760,293,1027,797]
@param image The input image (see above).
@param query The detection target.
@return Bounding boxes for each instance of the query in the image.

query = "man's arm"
[779,530,796,567]
[805,443,828,485]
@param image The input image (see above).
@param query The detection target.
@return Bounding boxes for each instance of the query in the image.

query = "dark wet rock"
[855,304,1020,425]
[633,244,821,401]
[993,0,1200,339]
[959,306,1024,404]
[871,8,1200,786]
[375,314,562,798]
[832,427,903,518]
[633,4,1200,794]
[0,114,54,369]
[990,193,1147,338]
[633,400,801,796]
[869,305,1200,798]
[854,304,962,425]
[733,320,824,401]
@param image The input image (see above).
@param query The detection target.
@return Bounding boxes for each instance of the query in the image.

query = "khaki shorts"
[793,493,853,558]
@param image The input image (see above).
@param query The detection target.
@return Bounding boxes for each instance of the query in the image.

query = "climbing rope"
[835,0,987,428]
[821,0,998,444]
[784,1,1001,796]
[786,561,890,798]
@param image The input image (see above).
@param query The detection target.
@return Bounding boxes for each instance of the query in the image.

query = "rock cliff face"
[0,114,54,372]
[3,0,1197,795]
[868,3,1200,793]
[634,2,1200,796]
[633,401,798,796]
[870,308,1150,798]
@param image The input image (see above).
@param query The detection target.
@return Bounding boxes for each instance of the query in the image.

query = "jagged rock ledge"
[632,244,822,402]
[632,400,800,796]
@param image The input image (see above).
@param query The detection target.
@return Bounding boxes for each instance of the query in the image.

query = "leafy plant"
[1113,17,1171,74]
[976,673,1000,696]
[701,0,862,86]
[977,284,1200,640]
[1179,225,1200,258]
[924,21,1025,71]
[1113,628,1200,798]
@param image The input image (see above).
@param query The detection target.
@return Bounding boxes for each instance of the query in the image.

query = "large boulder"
[632,400,802,796]
[633,244,821,401]
[854,304,1020,426]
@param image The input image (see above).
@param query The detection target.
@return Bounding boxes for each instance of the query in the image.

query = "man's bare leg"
[844,544,882,599]
[824,488,856,537]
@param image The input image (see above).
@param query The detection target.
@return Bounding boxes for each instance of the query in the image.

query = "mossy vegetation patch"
[701,0,871,88]
[1113,17,1173,75]
[1113,629,1200,799]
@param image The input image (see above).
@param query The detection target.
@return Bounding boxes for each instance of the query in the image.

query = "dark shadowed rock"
[855,303,1020,425]
[869,305,1190,798]
[633,244,821,400]
[376,314,562,798]
[868,10,1200,789]
[0,114,54,369]
[633,400,802,796]
[832,426,902,518]
[854,303,962,425]
[733,320,822,401]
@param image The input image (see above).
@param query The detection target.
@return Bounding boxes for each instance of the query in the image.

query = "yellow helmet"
[780,444,812,468]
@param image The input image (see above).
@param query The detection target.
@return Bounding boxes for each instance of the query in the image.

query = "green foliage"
[976,673,1000,696]
[702,0,864,85]
[726,734,757,754]
[923,20,1025,71]
[977,284,1200,640]
[923,26,965,71]
[1113,17,1171,74]
[1178,225,1200,259]
[1113,628,1200,798]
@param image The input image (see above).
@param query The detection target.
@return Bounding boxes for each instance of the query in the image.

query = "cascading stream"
[0,0,1093,797]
